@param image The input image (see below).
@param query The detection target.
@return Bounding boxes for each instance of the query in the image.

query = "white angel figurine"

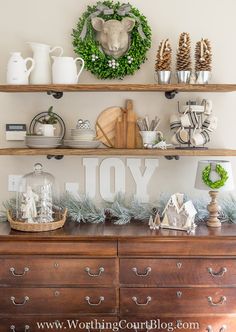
[21,186,39,223]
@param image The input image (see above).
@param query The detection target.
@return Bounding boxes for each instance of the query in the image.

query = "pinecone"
[155,39,172,71]
[176,32,192,71]
[195,38,212,71]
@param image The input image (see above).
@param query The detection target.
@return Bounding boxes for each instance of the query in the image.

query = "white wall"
[0,0,235,204]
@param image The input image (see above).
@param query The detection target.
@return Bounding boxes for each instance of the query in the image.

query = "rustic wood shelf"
[0,83,236,93]
[0,148,236,157]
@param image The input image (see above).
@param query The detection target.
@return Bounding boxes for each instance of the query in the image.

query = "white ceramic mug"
[191,130,210,146]
[202,115,218,132]
[180,113,192,127]
[202,99,213,115]
[171,133,180,145]
[170,114,181,130]
[139,131,163,145]
[52,56,84,84]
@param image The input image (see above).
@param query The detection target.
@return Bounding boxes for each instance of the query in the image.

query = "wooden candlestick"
[207,191,221,228]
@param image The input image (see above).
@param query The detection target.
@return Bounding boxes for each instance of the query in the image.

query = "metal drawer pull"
[85,267,105,277]
[206,325,227,332]
[10,296,29,306]
[10,267,29,277]
[10,325,30,332]
[207,296,226,306]
[176,291,182,298]
[176,262,182,269]
[208,267,227,277]
[132,267,152,277]
[85,296,104,306]
[132,296,152,306]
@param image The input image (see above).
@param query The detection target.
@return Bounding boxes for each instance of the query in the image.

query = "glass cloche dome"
[17,163,56,223]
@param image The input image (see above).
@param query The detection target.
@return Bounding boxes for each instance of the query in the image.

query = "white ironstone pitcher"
[52,56,84,84]
[28,42,63,84]
[7,52,35,85]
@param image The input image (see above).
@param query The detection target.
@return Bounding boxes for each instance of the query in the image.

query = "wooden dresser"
[0,221,236,332]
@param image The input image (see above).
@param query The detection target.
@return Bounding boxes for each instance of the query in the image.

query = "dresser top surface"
[0,220,236,241]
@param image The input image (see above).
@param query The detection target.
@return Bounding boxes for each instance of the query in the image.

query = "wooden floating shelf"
[0,84,236,93]
[0,148,236,157]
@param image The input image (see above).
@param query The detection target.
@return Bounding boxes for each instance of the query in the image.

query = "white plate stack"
[64,129,100,148]
[25,136,62,148]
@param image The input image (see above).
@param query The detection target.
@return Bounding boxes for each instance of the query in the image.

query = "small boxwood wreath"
[72,1,152,79]
[202,164,229,190]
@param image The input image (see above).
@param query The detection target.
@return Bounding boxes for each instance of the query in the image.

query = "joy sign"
[72,158,159,203]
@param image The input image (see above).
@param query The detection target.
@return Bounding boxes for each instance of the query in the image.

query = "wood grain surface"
[0,83,236,93]
[0,148,236,156]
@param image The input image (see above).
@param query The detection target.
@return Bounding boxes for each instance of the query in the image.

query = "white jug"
[7,52,35,85]
[52,56,84,84]
[28,42,63,84]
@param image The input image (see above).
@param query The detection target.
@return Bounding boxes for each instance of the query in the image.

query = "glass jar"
[17,163,56,223]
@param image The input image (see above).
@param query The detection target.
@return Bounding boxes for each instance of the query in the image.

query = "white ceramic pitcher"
[52,56,84,84]
[28,42,63,84]
[7,52,35,85]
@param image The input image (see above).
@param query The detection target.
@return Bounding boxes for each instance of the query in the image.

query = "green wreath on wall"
[202,164,229,190]
[72,1,152,79]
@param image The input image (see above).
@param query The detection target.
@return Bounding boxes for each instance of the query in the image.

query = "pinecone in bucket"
[176,32,192,71]
[195,38,212,71]
[155,39,172,71]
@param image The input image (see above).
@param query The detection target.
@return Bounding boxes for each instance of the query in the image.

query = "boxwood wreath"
[72,1,152,79]
[202,164,229,190]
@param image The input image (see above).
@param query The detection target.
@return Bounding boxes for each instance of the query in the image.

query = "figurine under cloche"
[17,163,56,224]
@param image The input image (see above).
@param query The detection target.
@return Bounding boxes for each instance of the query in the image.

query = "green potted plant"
[37,106,57,136]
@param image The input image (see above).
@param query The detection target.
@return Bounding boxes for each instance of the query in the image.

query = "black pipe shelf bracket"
[165,156,180,161]
[47,155,64,160]
[47,91,64,99]
[165,90,178,99]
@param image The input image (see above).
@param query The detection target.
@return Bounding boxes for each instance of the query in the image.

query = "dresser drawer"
[118,239,236,256]
[0,288,117,315]
[120,288,236,315]
[0,316,118,332]
[120,316,236,332]
[0,240,116,256]
[120,258,236,286]
[0,257,118,286]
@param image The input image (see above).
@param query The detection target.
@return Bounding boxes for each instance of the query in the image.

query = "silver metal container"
[155,71,171,84]
[196,71,211,84]
[177,71,191,84]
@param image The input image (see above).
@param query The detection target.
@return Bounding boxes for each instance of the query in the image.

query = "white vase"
[38,124,56,137]
[28,42,63,84]
[52,56,84,84]
[6,52,35,85]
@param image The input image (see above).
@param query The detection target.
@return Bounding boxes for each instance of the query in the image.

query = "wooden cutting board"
[126,100,136,148]
[96,106,123,147]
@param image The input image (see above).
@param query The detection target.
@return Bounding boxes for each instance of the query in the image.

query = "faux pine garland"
[1,193,236,225]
